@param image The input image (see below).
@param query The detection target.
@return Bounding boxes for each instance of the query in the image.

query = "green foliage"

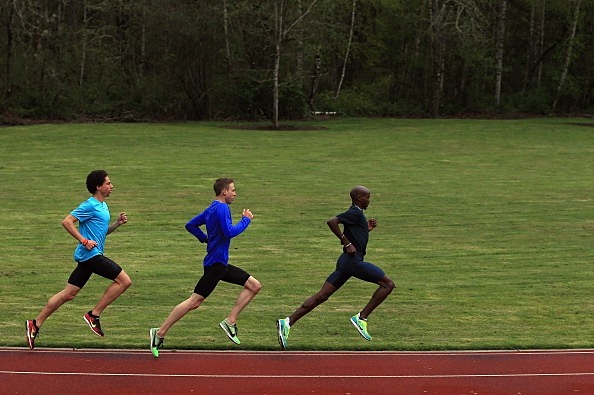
[218,74,272,120]
[279,79,308,119]
[1,0,592,122]
[318,80,424,117]
[1,119,594,351]
[505,89,552,115]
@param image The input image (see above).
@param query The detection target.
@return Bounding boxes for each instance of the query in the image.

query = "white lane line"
[2,371,594,379]
[2,348,594,356]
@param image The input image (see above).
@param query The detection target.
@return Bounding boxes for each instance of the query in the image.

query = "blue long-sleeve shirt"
[185,200,251,267]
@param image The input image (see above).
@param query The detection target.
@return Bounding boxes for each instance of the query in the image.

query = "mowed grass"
[0,118,593,351]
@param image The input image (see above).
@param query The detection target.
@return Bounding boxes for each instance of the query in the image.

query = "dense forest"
[1,0,592,124]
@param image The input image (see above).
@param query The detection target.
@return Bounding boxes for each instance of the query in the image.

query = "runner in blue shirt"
[276,186,395,349]
[150,178,261,357]
[26,170,132,349]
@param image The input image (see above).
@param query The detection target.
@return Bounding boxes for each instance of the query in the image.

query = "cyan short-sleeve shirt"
[70,197,110,262]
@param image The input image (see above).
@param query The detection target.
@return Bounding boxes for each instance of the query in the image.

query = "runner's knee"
[116,272,132,289]
[380,277,395,292]
[61,288,79,301]
[187,294,204,310]
[246,277,262,294]
[315,291,331,304]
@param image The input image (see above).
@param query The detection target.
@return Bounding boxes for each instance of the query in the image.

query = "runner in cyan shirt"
[26,170,131,349]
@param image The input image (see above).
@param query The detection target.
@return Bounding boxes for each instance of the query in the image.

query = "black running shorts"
[67,255,123,288]
[194,263,250,298]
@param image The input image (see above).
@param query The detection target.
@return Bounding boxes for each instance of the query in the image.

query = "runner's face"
[97,176,113,197]
[359,192,371,210]
[223,183,237,204]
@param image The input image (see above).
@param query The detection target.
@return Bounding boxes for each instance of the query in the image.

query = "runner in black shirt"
[276,186,394,349]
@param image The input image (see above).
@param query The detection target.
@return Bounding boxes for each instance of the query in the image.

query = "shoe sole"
[276,320,287,350]
[219,322,241,345]
[350,317,372,341]
[83,315,104,337]
[25,321,35,350]
[149,328,159,358]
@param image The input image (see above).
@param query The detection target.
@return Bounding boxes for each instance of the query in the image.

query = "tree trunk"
[522,0,546,93]
[223,0,232,71]
[308,54,321,111]
[272,0,283,129]
[521,1,536,94]
[271,0,318,128]
[296,0,304,89]
[79,0,87,87]
[552,0,581,111]
[140,7,146,76]
[4,2,14,100]
[494,0,507,107]
[429,0,445,118]
[335,0,356,99]
[536,0,545,89]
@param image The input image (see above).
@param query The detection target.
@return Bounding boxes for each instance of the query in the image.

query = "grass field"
[0,118,593,351]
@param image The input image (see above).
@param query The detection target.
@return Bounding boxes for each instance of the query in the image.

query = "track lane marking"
[2,347,594,356]
[2,370,594,378]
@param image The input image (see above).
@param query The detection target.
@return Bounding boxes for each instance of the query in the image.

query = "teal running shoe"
[350,313,372,341]
[276,318,290,350]
[219,319,241,345]
[149,327,164,358]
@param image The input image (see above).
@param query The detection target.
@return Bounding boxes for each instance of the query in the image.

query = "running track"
[1,347,594,394]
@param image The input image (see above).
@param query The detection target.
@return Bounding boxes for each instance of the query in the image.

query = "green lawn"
[1,118,593,351]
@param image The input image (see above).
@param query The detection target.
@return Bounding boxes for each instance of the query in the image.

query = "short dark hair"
[213,177,234,195]
[86,170,108,194]
[350,185,369,201]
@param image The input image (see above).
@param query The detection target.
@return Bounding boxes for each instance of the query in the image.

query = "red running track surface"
[1,347,594,394]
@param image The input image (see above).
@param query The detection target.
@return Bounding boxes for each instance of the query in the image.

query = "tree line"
[1,0,592,125]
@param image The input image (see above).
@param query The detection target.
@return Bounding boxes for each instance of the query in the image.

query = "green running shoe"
[219,319,241,345]
[149,327,164,358]
[276,318,290,350]
[350,313,372,341]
